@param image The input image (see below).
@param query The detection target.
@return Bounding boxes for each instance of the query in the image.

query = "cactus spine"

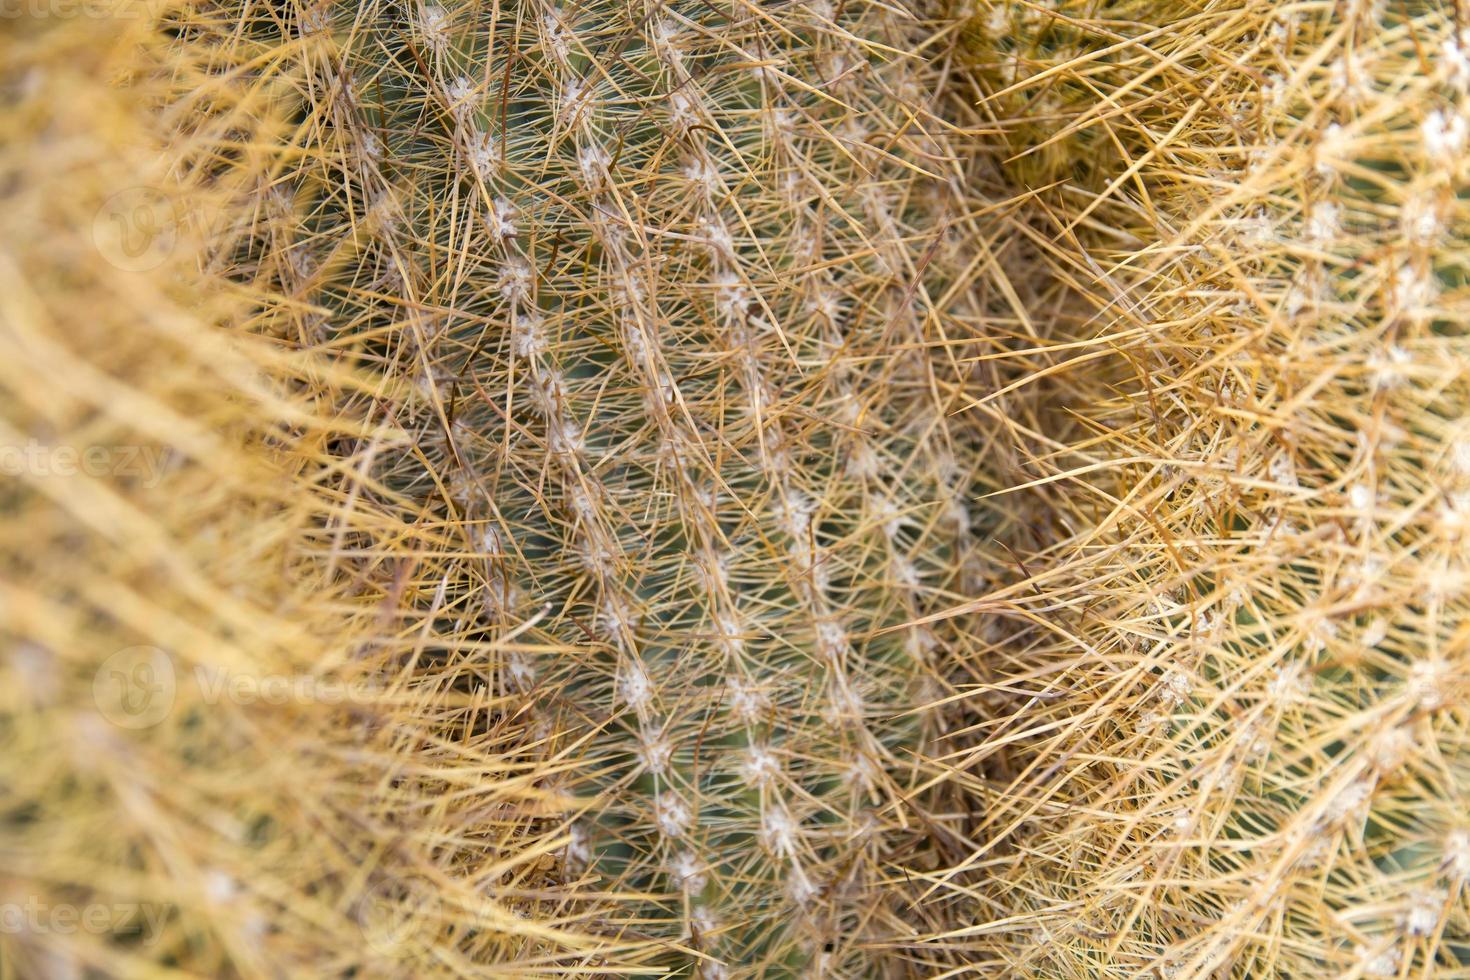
[192,0,991,972]
[925,0,1470,974]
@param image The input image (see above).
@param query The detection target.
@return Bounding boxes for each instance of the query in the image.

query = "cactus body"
[196,0,991,972]
[930,0,1470,974]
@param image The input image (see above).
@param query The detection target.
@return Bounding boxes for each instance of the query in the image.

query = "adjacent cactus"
[183,0,998,972]
[0,9,607,976]
[927,0,1470,974]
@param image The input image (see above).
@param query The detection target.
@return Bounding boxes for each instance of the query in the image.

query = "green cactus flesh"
[215,0,987,971]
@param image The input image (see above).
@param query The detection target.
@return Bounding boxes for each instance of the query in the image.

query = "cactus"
[29,0,1470,974]
[178,0,999,972]
[924,0,1470,974]
[0,8,609,976]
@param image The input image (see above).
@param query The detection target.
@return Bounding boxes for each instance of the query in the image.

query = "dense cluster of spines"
[186,0,996,972]
[25,0,1468,974]
[927,0,1470,974]
[0,8,606,976]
